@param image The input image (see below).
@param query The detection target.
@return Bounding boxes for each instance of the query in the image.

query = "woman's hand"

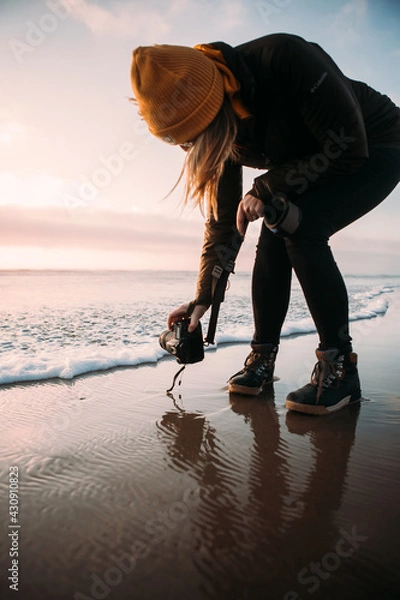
[236,193,265,236]
[167,302,208,333]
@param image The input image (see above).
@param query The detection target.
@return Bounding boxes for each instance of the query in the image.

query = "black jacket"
[195,33,400,306]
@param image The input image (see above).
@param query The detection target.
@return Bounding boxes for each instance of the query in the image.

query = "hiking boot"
[286,347,362,415]
[228,343,278,396]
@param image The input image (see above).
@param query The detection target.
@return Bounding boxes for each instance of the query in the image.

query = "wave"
[0,287,394,387]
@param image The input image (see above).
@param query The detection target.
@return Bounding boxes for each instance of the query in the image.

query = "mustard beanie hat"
[130,45,225,145]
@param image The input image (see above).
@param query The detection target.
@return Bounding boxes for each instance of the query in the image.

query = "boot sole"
[228,383,262,395]
[286,394,361,415]
[228,376,278,396]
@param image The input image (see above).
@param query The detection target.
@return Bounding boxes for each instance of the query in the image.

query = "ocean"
[0,270,398,386]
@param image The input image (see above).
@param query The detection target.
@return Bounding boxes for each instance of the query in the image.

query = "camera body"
[159,319,204,364]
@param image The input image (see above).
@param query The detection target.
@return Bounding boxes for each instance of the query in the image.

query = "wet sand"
[1,291,400,600]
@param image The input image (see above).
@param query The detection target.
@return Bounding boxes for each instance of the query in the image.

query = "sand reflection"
[158,388,362,599]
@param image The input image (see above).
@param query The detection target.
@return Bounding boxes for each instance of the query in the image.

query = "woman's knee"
[255,222,287,253]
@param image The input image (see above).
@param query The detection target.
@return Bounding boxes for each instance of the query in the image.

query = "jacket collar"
[208,41,256,114]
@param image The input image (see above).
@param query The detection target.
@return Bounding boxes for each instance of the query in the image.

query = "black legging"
[252,147,400,351]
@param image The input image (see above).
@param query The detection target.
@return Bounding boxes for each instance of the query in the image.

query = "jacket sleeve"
[194,160,243,307]
[250,36,369,201]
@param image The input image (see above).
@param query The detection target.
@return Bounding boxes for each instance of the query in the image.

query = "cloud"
[212,0,249,32]
[0,204,260,271]
[2,205,399,274]
[0,120,28,146]
[68,0,171,37]
[329,0,368,47]
[333,233,400,256]
[67,0,247,39]
[0,206,204,255]
[0,170,67,207]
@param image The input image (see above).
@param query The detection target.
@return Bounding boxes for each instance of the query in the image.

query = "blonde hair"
[178,99,239,218]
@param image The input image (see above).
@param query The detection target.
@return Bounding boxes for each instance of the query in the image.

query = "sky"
[1,0,400,274]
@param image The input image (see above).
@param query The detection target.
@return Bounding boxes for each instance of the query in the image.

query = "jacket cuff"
[248,181,273,204]
[193,295,212,309]
[186,300,197,317]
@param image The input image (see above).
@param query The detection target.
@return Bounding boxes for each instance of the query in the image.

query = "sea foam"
[0,286,394,386]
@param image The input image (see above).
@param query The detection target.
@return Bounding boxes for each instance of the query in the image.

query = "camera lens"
[159,329,173,351]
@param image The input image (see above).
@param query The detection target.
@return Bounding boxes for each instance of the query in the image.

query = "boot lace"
[311,354,345,402]
[228,350,276,380]
[245,351,275,376]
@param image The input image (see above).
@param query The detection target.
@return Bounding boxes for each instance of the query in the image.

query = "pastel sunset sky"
[1,0,399,273]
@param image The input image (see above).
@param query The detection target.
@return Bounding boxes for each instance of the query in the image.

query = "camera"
[159,319,204,364]
[263,193,301,236]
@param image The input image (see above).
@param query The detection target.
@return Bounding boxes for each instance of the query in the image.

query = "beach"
[2,0,400,597]
[1,282,400,599]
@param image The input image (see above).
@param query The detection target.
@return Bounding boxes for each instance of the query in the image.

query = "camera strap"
[166,364,186,393]
[204,268,230,345]
[204,226,245,345]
